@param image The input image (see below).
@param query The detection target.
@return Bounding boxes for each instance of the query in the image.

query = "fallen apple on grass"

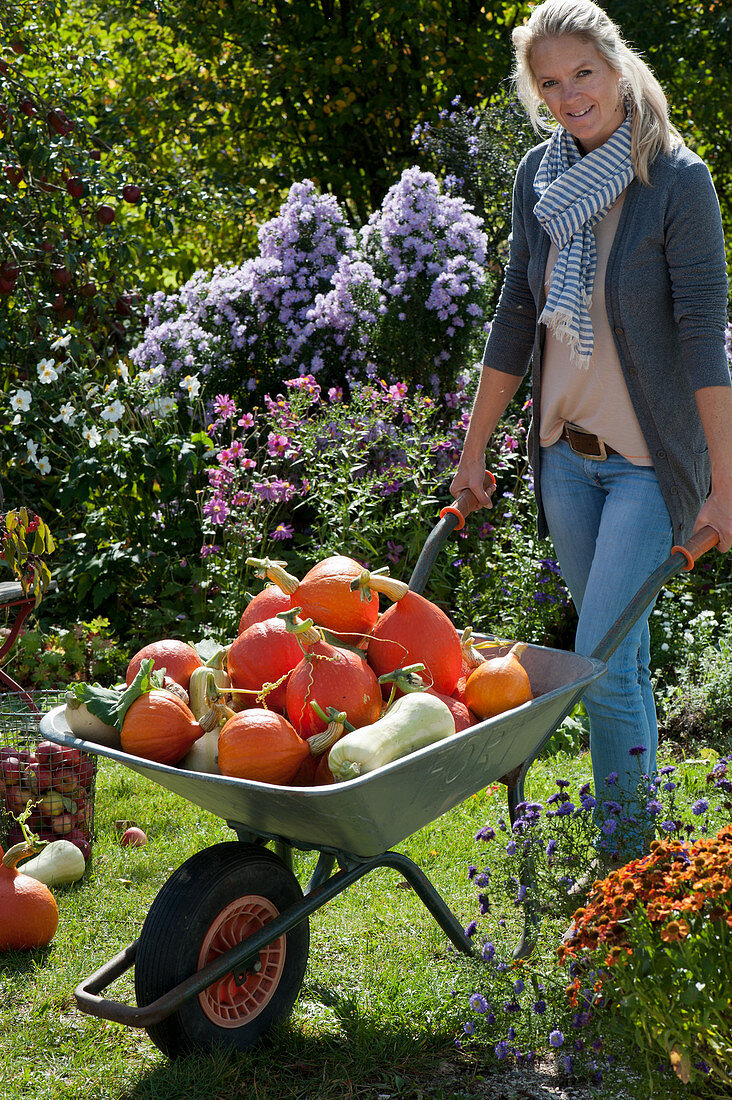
[120,826,147,848]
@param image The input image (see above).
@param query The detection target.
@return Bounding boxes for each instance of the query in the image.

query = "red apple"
[122,183,142,204]
[36,741,64,768]
[96,204,115,225]
[68,829,91,861]
[66,176,85,198]
[120,826,147,848]
[51,812,75,835]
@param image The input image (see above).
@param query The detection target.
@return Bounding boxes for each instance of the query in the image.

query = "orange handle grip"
[439,471,497,532]
[671,525,719,571]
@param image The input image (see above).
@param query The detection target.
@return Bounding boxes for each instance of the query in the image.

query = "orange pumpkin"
[293,554,380,642]
[0,843,59,950]
[227,616,303,713]
[238,585,293,634]
[285,637,382,739]
[367,591,463,696]
[218,710,310,785]
[121,689,203,764]
[125,639,203,691]
[464,643,533,720]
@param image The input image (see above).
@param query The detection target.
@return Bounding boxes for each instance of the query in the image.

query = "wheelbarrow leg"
[506,765,541,960]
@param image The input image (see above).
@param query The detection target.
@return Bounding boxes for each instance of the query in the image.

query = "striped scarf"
[534,118,634,368]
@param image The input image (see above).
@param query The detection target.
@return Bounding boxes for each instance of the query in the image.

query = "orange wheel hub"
[197,895,286,1027]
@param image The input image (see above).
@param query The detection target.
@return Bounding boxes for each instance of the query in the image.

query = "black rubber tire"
[134,841,309,1058]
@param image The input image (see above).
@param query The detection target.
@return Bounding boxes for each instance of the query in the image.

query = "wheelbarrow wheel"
[134,841,309,1058]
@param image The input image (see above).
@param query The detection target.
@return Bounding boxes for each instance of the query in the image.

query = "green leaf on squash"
[65,658,164,731]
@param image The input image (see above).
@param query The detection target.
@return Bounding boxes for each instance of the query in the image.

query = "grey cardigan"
[484,139,730,543]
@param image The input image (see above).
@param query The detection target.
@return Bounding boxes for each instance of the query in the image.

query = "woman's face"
[531,35,623,153]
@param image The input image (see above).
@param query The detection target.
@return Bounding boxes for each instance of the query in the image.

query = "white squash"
[64,698,121,748]
[327,692,455,782]
[181,730,220,774]
[19,840,86,886]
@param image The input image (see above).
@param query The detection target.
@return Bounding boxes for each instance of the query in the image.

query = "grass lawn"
[0,738,720,1100]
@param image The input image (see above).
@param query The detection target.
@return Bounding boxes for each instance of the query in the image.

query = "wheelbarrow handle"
[671,525,720,571]
[438,471,497,532]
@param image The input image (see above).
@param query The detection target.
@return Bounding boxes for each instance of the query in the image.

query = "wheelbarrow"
[38,480,719,1059]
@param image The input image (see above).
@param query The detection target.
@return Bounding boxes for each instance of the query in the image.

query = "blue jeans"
[540,441,673,857]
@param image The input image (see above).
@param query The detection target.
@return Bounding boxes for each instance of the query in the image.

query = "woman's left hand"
[694,386,732,552]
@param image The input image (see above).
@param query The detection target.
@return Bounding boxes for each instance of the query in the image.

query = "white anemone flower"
[36,456,51,475]
[37,358,59,383]
[180,374,201,398]
[56,403,77,425]
[10,389,32,412]
[101,399,125,423]
[82,425,102,448]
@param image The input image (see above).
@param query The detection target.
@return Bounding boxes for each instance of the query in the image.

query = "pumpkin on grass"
[218,710,310,785]
[0,842,59,951]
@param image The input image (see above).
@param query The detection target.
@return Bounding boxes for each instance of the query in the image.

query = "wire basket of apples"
[0,690,97,862]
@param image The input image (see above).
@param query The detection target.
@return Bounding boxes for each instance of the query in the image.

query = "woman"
[451,0,731,862]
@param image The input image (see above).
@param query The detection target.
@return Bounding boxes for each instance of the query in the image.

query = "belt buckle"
[565,424,607,461]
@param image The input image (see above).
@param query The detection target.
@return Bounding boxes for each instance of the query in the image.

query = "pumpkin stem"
[278,607,322,649]
[2,839,44,870]
[307,708,349,756]
[378,664,428,694]
[203,645,229,671]
[509,641,528,660]
[460,627,485,669]
[310,701,355,732]
[246,556,300,595]
[350,567,409,603]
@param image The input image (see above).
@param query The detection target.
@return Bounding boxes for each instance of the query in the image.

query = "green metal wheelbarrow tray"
[38,481,719,1059]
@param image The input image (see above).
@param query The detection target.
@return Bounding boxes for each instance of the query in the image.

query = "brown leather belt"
[560,423,619,461]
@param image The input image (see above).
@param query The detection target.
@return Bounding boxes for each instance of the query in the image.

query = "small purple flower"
[546,838,557,859]
[513,978,525,994]
[628,745,647,757]
[601,818,617,835]
[495,1040,509,1060]
[556,778,570,789]
[647,799,663,815]
[476,826,495,842]
[661,820,676,832]
[271,523,294,541]
[533,1000,547,1015]
[549,1029,564,1048]
[469,993,488,1013]
[463,1020,475,1035]
[386,540,403,564]
[561,1055,574,1074]
[465,921,478,938]
[604,772,618,786]
[481,941,495,961]
[556,801,575,816]
[692,799,709,815]
[505,840,516,855]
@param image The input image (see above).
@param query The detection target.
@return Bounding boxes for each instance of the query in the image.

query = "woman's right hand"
[450,454,495,507]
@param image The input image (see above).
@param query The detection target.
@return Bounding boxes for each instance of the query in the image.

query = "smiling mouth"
[568,106,593,118]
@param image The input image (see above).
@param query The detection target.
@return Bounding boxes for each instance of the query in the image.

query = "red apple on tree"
[122,183,142,204]
[96,204,116,225]
[66,176,85,198]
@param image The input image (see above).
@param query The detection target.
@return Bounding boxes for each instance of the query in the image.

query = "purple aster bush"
[360,166,490,391]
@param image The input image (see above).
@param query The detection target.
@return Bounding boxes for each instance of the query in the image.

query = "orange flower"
[660,918,690,943]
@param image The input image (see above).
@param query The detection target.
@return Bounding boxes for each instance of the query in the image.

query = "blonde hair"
[511,0,681,183]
